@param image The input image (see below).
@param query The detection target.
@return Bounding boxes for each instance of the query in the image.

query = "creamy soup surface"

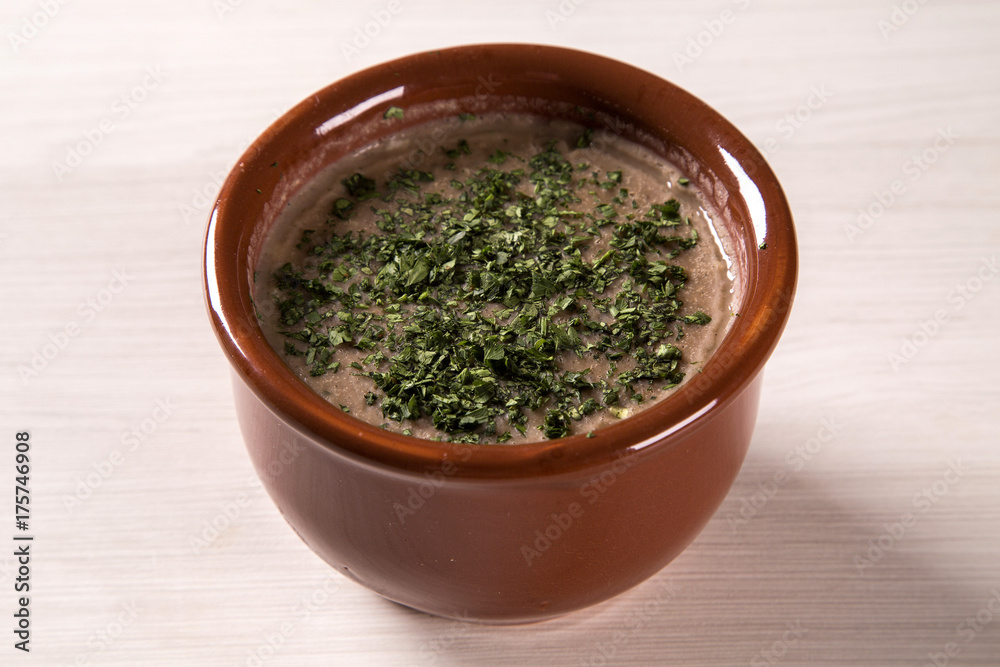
[254,112,736,443]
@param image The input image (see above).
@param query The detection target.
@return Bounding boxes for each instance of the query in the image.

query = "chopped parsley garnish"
[269,132,711,442]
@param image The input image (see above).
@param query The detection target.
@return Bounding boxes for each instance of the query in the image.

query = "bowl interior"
[205,43,797,477]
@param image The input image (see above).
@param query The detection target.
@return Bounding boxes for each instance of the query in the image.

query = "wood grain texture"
[1,0,998,664]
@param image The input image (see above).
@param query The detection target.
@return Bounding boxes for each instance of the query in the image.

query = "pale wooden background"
[2,1,998,665]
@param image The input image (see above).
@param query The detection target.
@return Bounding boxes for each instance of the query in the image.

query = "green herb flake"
[683,311,712,325]
[384,106,405,120]
[331,198,354,220]
[269,131,711,442]
[343,173,379,199]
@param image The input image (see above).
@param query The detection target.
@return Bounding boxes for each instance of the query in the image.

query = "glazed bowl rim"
[204,43,797,479]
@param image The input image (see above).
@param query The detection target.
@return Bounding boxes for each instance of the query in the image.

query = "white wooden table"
[2,1,998,664]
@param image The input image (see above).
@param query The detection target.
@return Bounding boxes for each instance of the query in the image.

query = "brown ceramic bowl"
[204,44,796,623]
